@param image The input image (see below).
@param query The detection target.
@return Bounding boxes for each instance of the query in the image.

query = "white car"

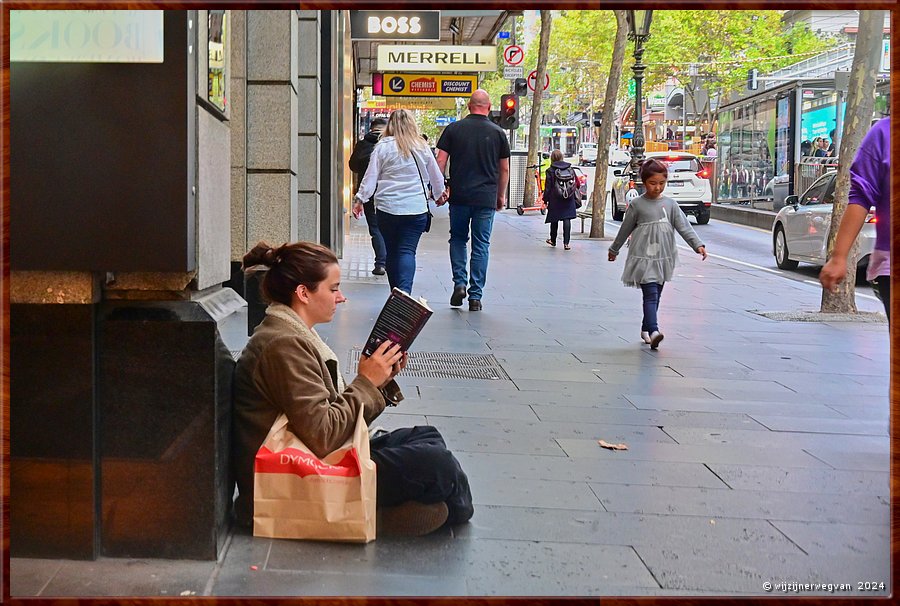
[772,171,875,271]
[578,143,598,166]
[611,151,712,223]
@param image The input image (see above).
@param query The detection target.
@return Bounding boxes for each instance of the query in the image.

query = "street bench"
[576,191,611,233]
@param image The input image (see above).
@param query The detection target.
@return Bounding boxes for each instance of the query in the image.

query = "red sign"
[410,77,437,93]
[503,45,524,66]
[527,70,550,91]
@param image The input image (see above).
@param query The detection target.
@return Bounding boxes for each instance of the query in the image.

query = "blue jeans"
[363,200,386,267]
[449,205,495,301]
[640,282,665,333]
[376,210,428,294]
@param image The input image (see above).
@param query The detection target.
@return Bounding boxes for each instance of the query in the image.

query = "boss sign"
[350,11,440,41]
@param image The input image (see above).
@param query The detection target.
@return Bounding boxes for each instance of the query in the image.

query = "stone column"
[297,10,321,243]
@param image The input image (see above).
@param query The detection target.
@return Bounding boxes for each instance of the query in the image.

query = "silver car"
[772,171,875,270]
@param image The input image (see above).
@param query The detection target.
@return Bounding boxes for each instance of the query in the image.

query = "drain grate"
[349,350,511,381]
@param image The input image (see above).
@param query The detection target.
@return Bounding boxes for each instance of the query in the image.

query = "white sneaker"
[640,331,651,344]
[649,331,664,350]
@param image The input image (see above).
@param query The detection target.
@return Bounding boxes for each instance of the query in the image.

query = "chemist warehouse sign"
[380,73,477,98]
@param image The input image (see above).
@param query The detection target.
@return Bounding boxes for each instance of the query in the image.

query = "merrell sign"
[377,45,497,72]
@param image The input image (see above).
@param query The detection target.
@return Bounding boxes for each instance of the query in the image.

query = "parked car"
[610,151,712,223]
[608,148,631,167]
[771,170,875,271]
[578,142,598,166]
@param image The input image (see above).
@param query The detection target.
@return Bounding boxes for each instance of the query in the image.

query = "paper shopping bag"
[253,408,376,542]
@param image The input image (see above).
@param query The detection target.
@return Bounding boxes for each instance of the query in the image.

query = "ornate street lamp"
[626,10,653,173]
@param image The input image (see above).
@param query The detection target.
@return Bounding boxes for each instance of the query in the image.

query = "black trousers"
[370,425,474,525]
[549,219,571,245]
[874,275,890,322]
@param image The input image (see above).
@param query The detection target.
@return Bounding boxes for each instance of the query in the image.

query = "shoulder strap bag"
[411,150,434,233]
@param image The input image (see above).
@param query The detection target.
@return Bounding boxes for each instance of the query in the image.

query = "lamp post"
[626,10,653,173]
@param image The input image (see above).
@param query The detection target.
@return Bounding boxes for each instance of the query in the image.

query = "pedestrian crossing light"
[514,77,527,97]
[500,94,518,130]
[747,68,759,91]
[592,111,603,127]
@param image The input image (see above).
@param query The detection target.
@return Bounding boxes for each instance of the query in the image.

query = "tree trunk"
[820,9,884,313]
[589,10,628,239]
[523,11,553,208]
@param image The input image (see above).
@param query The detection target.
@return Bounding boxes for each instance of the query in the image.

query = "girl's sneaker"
[649,331,664,350]
[640,331,651,344]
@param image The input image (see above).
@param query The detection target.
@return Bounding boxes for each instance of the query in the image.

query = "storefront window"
[717,97,777,202]
[208,11,227,113]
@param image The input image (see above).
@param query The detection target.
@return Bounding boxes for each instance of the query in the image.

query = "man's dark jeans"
[363,200,386,268]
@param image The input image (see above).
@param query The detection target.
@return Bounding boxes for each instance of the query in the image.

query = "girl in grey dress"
[608,159,707,349]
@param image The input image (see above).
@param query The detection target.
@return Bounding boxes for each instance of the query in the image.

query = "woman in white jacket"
[354,110,446,294]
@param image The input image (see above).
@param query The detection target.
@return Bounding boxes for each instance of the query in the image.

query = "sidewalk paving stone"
[705,463,889,495]
[455,452,726,489]
[632,547,890,594]
[623,395,849,418]
[557,439,830,469]
[590,483,889,524]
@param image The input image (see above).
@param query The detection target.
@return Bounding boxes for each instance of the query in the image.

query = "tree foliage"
[534,10,840,130]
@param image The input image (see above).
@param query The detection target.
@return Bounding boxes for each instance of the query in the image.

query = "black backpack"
[551,165,576,200]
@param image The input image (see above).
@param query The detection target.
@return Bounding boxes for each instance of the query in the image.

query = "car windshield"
[656,156,700,172]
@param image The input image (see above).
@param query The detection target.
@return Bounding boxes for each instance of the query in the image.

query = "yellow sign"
[382,73,477,98]
[378,45,496,72]
[383,96,456,110]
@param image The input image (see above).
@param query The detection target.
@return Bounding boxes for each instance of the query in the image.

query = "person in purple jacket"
[820,117,891,321]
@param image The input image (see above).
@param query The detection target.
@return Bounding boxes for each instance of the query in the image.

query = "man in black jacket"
[349,117,388,275]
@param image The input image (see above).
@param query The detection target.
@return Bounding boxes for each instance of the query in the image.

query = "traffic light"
[499,94,518,129]
[747,68,759,91]
[514,77,527,97]
[592,111,603,127]
[488,110,501,126]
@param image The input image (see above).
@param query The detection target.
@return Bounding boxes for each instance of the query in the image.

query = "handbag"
[412,151,434,233]
[253,407,376,542]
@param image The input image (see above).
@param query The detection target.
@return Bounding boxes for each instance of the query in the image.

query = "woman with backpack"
[543,149,579,250]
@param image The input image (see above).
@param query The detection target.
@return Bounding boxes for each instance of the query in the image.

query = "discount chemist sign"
[379,73,477,98]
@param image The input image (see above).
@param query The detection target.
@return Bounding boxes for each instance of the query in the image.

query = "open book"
[362,288,434,357]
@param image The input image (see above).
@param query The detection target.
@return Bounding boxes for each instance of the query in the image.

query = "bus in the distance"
[540,124,579,157]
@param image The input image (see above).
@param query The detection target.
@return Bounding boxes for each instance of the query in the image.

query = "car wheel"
[774,224,799,269]
[612,193,625,221]
[696,211,710,225]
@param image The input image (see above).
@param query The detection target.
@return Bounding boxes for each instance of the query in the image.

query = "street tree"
[820,10,885,314]
[523,10,552,208]
[589,10,628,239]
[643,11,836,133]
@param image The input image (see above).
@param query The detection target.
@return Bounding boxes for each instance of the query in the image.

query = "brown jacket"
[232,310,402,525]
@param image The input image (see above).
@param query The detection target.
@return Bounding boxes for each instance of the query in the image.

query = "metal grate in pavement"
[349,350,511,381]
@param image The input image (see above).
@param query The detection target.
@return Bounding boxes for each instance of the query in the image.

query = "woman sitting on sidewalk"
[232,241,473,536]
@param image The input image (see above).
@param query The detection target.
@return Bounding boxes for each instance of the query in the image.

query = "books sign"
[379,73,477,98]
[10,10,164,62]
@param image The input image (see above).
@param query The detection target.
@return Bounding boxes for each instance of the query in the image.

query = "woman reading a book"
[233,241,473,536]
